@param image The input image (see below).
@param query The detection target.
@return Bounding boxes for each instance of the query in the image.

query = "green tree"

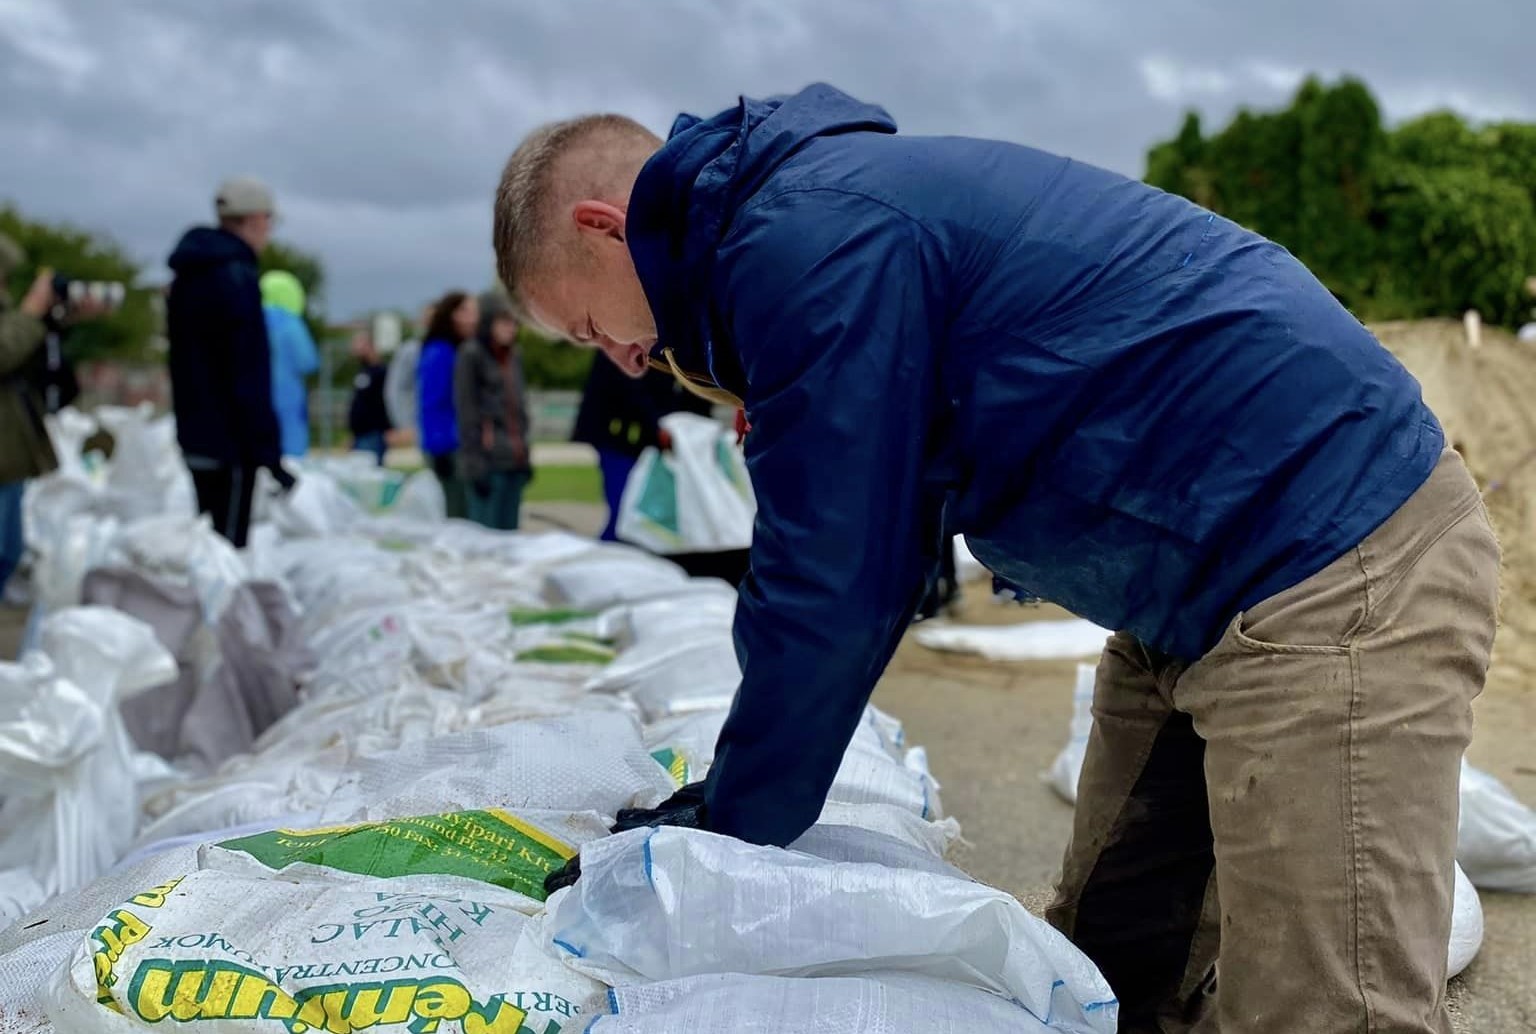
[1372,163,1536,325]
[1143,78,1536,326]
[0,204,157,360]
[519,327,594,389]
[1292,77,1382,306]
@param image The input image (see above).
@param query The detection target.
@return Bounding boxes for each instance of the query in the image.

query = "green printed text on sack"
[218,810,575,902]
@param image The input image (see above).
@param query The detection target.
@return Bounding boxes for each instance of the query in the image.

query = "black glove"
[611,781,709,833]
[268,464,297,494]
[545,854,582,894]
[542,782,711,896]
[471,476,492,499]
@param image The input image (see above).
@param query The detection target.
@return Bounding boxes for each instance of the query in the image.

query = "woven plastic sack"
[44,868,605,1034]
[546,826,1117,1033]
[585,636,741,721]
[914,619,1110,661]
[318,713,678,823]
[592,971,1073,1033]
[94,405,197,523]
[615,413,754,553]
[0,608,177,912]
[1457,760,1536,893]
[1045,663,1095,804]
[544,555,689,611]
[1448,861,1483,978]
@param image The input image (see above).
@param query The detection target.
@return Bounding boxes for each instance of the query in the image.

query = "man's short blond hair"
[494,114,661,304]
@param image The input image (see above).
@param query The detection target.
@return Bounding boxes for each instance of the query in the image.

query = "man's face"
[522,202,657,378]
[242,213,274,253]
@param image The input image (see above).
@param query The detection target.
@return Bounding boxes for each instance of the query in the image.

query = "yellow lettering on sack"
[129,876,186,909]
[124,959,532,1033]
[90,908,153,996]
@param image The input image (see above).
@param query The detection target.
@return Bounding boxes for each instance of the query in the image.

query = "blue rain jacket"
[416,338,459,457]
[627,84,1443,848]
[263,305,319,456]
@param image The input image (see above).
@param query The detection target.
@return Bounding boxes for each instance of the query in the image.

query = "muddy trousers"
[1047,450,1500,1034]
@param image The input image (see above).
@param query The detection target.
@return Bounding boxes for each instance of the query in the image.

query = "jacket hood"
[168,226,255,272]
[627,84,896,387]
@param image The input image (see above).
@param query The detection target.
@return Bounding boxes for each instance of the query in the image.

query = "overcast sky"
[3,0,1531,317]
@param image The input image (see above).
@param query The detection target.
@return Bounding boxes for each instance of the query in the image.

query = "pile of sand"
[1375,320,1536,689]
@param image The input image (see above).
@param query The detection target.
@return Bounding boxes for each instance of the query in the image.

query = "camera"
[51,274,126,314]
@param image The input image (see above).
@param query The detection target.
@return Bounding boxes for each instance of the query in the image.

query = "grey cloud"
[2,0,1530,316]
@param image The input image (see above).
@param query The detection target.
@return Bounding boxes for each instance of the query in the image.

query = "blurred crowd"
[0,174,728,601]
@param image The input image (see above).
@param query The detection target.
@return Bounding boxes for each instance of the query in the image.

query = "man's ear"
[571,200,627,243]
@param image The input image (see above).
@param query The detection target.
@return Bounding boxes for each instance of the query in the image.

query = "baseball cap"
[214,176,276,219]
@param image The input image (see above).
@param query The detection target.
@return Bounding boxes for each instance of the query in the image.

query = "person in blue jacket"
[496,87,1499,1033]
[258,270,319,458]
[416,289,477,520]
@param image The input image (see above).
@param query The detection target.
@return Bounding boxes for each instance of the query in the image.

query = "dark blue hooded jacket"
[167,227,281,468]
[627,84,1443,848]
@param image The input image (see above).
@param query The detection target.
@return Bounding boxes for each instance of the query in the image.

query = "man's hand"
[471,476,492,499]
[656,427,673,452]
[268,464,297,494]
[611,781,709,833]
[542,782,710,895]
[19,270,55,319]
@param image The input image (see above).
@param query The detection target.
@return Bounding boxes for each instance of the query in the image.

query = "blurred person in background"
[572,357,710,541]
[259,270,319,458]
[417,290,477,519]
[347,329,392,465]
[0,233,104,598]
[384,301,432,443]
[167,176,289,548]
[454,296,533,530]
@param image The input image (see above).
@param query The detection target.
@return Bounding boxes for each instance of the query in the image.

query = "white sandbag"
[391,469,447,520]
[788,822,967,880]
[94,405,197,522]
[543,554,689,610]
[828,734,945,820]
[302,452,409,513]
[199,807,608,908]
[26,511,122,612]
[265,467,366,538]
[585,636,741,721]
[641,706,944,823]
[1045,663,1096,804]
[955,536,989,583]
[616,412,755,553]
[593,971,1069,1033]
[319,713,678,823]
[0,845,207,1030]
[914,619,1111,661]
[0,867,47,928]
[1448,861,1483,978]
[1458,760,1536,893]
[547,827,1117,1033]
[816,801,963,857]
[113,514,250,623]
[0,608,177,911]
[43,406,99,477]
[598,590,737,650]
[44,868,606,1034]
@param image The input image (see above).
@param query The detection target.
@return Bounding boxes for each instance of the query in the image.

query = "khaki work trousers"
[1047,449,1500,1033]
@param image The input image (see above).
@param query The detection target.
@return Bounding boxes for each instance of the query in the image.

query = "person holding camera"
[166,177,289,548]
[0,232,111,598]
